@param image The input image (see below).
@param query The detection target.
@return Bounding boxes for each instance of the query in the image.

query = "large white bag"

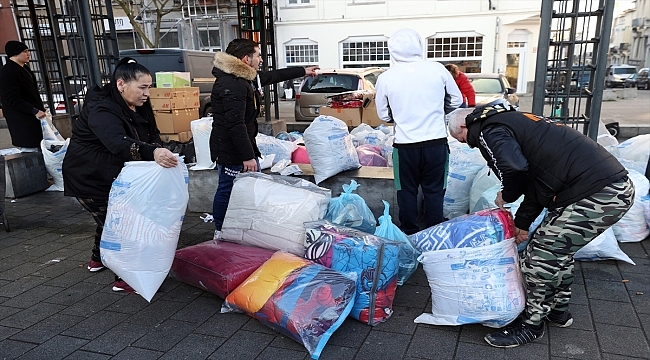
[444,138,487,219]
[414,239,525,328]
[220,172,331,255]
[574,227,635,265]
[189,117,215,170]
[469,166,501,212]
[40,110,65,141]
[256,134,297,165]
[100,158,189,301]
[613,169,650,242]
[303,115,360,184]
[40,138,69,192]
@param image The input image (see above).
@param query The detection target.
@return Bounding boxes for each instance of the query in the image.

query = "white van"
[605,64,637,88]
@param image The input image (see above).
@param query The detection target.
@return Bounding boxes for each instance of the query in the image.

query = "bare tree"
[114,0,188,48]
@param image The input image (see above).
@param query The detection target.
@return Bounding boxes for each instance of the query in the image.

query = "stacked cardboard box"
[150,87,199,143]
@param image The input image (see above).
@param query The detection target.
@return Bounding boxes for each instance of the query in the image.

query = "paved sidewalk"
[0,191,648,359]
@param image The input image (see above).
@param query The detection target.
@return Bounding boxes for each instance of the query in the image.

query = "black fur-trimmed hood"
[212,52,257,81]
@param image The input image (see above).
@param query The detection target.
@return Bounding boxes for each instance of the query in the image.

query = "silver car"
[294,67,385,121]
[466,73,519,108]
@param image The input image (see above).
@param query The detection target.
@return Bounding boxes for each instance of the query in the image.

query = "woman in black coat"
[62,57,177,293]
[0,41,46,149]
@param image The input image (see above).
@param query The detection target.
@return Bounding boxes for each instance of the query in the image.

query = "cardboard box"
[150,97,200,111]
[149,87,200,99]
[155,108,199,133]
[361,93,384,127]
[155,72,191,88]
[160,130,193,143]
[317,106,362,126]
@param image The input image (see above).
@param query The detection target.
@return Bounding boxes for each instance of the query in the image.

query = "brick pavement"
[0,190,648,359]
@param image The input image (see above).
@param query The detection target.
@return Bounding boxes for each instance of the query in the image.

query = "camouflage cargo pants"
[521,176,635,326]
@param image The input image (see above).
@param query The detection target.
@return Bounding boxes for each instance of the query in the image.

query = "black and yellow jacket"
[465,103,627,230]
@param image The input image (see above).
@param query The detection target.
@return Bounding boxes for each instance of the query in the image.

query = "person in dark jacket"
[445,64,475,107]
[448,102,634,348]
[210,38,318,237]
[62,57,177,293]
[0,40,46,150]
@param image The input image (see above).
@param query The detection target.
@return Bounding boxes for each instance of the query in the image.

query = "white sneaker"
[213,230,221,240]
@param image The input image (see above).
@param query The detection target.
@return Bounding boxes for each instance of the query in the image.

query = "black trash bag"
[160,140,196,164]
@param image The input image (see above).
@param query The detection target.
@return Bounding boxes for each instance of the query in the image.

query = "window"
[341,40,390,68]
[117,32,136,50]
[285,44,319,65]
[427,36,483,59]
[288,0,310,4]
[507,41,526,48]
[158,31,179,48]
[198,28,221,50]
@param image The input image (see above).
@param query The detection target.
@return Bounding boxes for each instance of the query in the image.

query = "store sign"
[104,17,133,31]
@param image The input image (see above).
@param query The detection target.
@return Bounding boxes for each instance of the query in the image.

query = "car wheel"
[203,106,212,118]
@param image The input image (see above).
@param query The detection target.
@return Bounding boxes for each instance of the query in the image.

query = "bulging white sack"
[100,158,189,301]
[189,117,215,170]
[40,138,69,192]
[303,116,360,184]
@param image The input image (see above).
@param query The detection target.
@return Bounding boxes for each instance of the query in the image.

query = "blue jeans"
[212,159,260,231]
[212,164,243,231]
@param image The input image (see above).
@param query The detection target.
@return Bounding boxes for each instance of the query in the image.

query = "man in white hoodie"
[375,28,463,234]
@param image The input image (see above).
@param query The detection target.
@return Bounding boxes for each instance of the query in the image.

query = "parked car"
[294,67,385,121]
[637,68,649,90]
[119,49,215,117]
[465,73,519,108]
[605,64,637,88]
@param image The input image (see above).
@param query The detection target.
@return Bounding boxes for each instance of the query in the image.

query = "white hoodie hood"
[388,28,423,65]
[374,29,463,144]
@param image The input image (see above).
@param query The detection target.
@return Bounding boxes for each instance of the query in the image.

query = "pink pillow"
[291,145,311,164]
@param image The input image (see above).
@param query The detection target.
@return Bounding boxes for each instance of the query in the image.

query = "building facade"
[274,0,542,94]
[630,0,650,69]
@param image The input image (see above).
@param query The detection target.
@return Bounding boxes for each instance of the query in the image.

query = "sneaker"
[213,230,221,240]
[112,280,137,293]
[87,259,105,272]
[484,321,545,348]
[547,310,573,327]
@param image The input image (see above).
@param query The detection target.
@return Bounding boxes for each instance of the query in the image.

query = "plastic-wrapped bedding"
[304,220,400,325]
[220,172,331,255]
[612,169,650,242]
[415,238,525,328]
[221,252,356,360]
[409,209,515,252]
[170,241,275,298]
[443,138,487,219]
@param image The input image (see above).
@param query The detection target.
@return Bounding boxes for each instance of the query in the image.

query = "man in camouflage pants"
[448,102,634,348]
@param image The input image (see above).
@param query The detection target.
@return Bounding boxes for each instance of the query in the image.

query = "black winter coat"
[465,104,627,230]
[0,60,45,147]
[209,52,306,164]
[62,84,161,200]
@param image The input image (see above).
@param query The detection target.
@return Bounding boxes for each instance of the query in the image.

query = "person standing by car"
[445,64,476,107]
[0,40,46,152]
[375,28,463,235]
[447,104,634,348]
[62,57,177,293]
[210,38,318,237]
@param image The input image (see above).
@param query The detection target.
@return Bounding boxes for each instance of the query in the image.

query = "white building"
[630,0,650,68]
[274,0,542,94]
[610,8,636,65]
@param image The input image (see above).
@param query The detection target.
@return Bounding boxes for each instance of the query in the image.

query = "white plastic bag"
[616,134,649,164]
[444,138,487,219]
[189,117,215,170]
[613,169,650,242]
[469,166,501,213]
[303,116,360,184]
[415,239,525,328]
[256,134,297,164]
[575,227,635,265]
[40,138,69,191]
[221,172,331,255]
[100,158,189,301]
[40,110,65,141]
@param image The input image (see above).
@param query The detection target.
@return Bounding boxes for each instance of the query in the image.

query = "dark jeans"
[212,164,243,231]
[392,143,449,235]
[76,197,108,262]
